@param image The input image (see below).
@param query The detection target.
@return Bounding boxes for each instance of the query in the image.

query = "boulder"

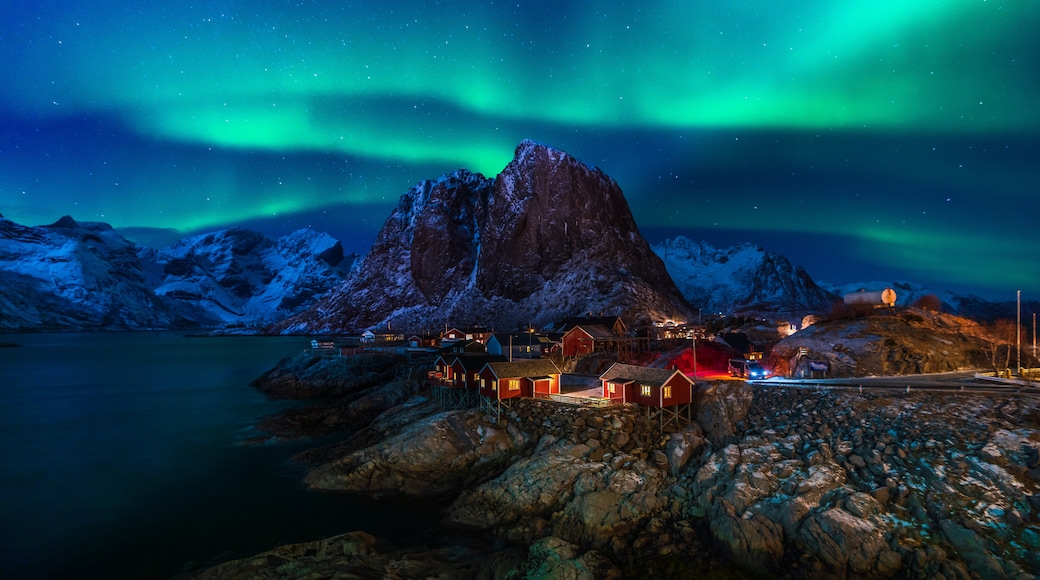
[696,381,753,444]
[797,507,898,576]
[521,536,621,580]
[447,443,608,535]
[709,499,785,574]
[304,410,520,496]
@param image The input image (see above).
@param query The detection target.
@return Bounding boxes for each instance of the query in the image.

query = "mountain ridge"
[0,215,349,332]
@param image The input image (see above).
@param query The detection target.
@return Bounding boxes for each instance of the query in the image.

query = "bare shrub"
[915,294,943,312]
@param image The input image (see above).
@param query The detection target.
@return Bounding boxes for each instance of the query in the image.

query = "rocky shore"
[195,351,1040,578]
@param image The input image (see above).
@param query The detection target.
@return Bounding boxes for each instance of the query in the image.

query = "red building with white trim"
[599,362,694,408]
[478,359,562,401]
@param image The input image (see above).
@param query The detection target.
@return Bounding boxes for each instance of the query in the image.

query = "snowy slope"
[144,227,349,326]
[652,236,835,315]
[0,215,181,331]
[0,214,349,332]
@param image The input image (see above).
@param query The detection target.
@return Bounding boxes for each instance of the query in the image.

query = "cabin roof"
[720,332,754,354]
[557,316,626,333]
[599,362,693,388]
[484,359,562,379]
[448,353,508,370]
[565,324,616,340]
[446,326,491,335]
[435,339,486,355]
[489,332,543,344]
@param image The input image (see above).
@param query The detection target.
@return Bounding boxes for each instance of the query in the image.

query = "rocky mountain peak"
[276,141,693,334]
[48,215,81,229]
[480,140,659,300]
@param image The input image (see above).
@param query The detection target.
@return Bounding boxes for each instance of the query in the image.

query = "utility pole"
[1017,290,1022,376]
[692,336,698,380]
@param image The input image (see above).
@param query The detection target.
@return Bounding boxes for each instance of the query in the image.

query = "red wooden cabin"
[449,354,508,389]
[599,363,694,408]
[478,359,562,401]
[561,324,617,357]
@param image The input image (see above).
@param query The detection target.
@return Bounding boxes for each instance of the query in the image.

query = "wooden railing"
[538,393,618,407]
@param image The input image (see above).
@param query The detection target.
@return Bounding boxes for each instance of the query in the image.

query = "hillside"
[772,308,998,377]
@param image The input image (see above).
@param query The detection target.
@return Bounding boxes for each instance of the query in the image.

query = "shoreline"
[203,347,1040,578]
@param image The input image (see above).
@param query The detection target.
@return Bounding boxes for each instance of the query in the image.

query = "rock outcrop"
[775,308,993,377]
[304,410,522,497]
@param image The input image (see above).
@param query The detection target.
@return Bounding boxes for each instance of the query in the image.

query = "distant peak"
[508,139,601,176]
[50,215,79,228]
[516,138,552,151]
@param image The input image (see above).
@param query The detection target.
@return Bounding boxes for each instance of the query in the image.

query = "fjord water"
[0,332,438,579]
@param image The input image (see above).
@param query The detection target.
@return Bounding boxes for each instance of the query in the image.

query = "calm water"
[0,332,443,579]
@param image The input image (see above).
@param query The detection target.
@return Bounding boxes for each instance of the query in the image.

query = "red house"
[433,354,456,384]
[561,324,617,357]
[557,316,628,337]
[408,333,439,348]
[599,363,694,408]
[443,327,493,345]
[478,359,562,401]
[449,354,508,389]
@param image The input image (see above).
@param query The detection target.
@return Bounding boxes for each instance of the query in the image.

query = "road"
[750,370,1040,397]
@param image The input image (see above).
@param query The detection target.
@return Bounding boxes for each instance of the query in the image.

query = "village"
[309,314,775,429]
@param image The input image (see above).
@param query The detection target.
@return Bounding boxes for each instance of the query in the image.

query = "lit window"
[663,386,672,399]
[509,379,521,391]
[608,383,616,394]
[641,384,652,397]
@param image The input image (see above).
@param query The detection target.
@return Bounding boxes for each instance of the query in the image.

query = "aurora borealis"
[2,1,1038,300]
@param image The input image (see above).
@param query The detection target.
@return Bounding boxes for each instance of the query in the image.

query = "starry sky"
[2,1,1038,301]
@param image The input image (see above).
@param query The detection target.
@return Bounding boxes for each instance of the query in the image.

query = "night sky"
[2,1,1038,301]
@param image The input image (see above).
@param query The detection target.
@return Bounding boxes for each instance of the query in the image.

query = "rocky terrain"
[773,308,997,377]
[273,140,694,334]
[194,346,1040,579]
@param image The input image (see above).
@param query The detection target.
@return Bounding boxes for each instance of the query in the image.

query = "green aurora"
[1,0,1038,298]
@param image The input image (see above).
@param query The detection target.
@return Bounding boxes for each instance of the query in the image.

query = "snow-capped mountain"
[0,214,349,332]
[140,226,349,327]
[652,236,835,315]
[274,140,694,334]
[0,215,185,331]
